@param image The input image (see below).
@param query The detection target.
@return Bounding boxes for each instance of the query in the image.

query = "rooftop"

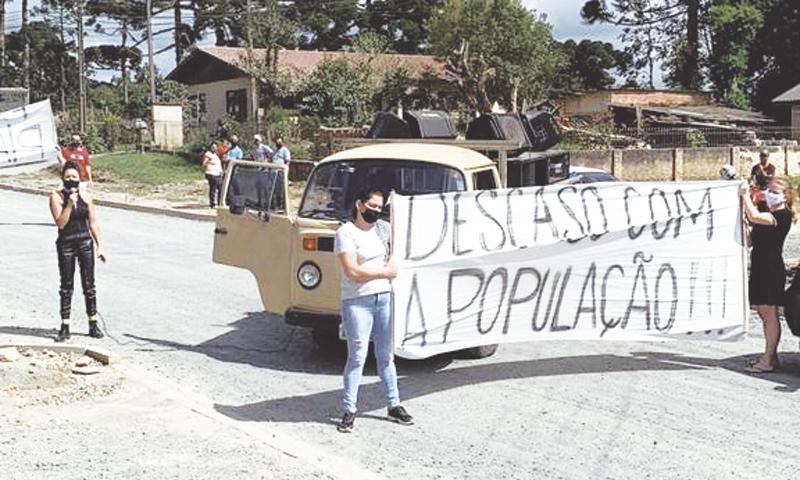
[773,83,800,104]
[167,46,445,85]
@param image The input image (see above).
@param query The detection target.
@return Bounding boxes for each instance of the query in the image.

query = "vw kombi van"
[213,142,568,358]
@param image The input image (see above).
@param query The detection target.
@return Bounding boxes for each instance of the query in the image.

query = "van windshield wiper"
[301,208,340,219]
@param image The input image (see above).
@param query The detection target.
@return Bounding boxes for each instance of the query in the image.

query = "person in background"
[272,137,291,165]
[202,142,223,208]
[49,161,106,342]
[215,119,230,141]
[217,138,231,168]
[57,133,92,185]
[251,134,273,162]
[226,135,244,164]
[750,149,776,190]
[334,186,413,433]
[740,178,795,373]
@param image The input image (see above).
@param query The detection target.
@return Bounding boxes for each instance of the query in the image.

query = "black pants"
[206,174,221,207]
[57,237,97,320]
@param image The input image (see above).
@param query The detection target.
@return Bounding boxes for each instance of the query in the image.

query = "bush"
[94,112,130,151]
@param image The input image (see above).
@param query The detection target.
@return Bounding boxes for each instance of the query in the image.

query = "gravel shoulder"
[0,354,337,480]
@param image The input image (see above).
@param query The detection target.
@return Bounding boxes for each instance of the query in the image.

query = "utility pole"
[77,1,87,133]
[121,22,129,105]
[147,0,157,112]
[246,0,259,127]
[58,3,67,112]
[22,0,30,103]
[174,0,182,65]
[0,0,6,67]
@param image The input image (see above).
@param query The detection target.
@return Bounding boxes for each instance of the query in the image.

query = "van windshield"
[299,159,466,220]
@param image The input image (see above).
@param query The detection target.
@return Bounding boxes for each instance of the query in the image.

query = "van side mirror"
[229,195,245,215]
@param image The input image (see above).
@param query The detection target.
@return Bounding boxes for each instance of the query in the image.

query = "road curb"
[0,183,215,222]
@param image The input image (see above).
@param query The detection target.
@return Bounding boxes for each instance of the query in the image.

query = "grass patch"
[92,152,201,186]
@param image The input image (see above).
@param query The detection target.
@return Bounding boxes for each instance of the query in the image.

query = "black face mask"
[63,179,79,191]
[361,208,380,224]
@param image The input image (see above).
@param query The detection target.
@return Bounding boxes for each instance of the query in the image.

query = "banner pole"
[740,193,750,337]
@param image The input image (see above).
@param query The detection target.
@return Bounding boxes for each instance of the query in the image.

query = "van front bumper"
[285,308,341,329]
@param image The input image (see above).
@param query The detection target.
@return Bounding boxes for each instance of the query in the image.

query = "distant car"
[569,166,617,183]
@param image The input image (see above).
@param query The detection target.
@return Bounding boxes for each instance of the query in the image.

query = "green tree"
[360,0,445,53]
[747,0,800,113]
[290,0,360,50]
[0,21,78,105]
[300,57,371,126]
[706,2,763,109]
[559,39,629,90]
[430,0,565,112]
[581,0,705,90]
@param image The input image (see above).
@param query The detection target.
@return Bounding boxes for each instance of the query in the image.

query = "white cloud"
[522,0,622,44]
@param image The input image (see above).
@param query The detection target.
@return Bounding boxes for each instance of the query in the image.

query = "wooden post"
[146,0,157,114]
[0,0,5,67]
[77,1,86,133]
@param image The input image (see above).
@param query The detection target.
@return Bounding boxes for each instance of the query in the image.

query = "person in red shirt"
[58,133,92,183]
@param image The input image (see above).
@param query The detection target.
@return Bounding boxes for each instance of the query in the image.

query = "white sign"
[391,181,747,359]
[0,100,59,169]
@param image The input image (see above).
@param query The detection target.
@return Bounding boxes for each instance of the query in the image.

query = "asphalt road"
[2,189,800,480]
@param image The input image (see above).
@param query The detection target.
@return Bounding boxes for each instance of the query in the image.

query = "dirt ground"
[0,347,338,480]
[0,348,120,408]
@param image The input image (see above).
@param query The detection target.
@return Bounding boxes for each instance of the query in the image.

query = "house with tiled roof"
[773,83,800,132]
[166,46,449,131]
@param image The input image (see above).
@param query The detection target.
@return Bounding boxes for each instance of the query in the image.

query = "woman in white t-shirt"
[202,142,223,208]
[333,187,414,433]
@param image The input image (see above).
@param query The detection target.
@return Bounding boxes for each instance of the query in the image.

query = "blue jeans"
[341,292,400,413]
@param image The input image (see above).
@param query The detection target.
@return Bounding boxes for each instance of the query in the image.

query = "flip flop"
[747,357,781,369]
[744,363,776,374]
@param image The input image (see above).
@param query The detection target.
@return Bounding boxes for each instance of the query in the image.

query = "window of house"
[226,89,247,122]
[188,94,207,121]
[473,169,497,190]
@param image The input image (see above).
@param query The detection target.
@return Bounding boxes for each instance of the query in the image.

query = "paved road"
[2,189,800,480]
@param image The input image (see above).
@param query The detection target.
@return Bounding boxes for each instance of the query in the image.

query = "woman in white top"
[202,142,223,208]
[334,186,414,433]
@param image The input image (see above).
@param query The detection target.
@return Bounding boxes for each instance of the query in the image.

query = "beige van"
[213,143,513,357]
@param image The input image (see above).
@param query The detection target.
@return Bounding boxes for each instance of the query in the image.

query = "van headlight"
[297,262,322,290]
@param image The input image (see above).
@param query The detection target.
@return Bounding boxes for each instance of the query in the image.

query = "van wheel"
[311,326,345,353]
[460,344,499,359]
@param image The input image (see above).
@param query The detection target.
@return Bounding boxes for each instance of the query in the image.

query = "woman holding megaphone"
[49,161,106,342]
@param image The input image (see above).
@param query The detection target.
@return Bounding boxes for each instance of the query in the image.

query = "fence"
[571,145,800,182]
[561,126,800,150]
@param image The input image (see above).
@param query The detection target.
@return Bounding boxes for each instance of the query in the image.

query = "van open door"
[213,160,293,315]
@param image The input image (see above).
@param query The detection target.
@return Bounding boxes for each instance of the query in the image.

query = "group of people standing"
[201,133,291,208]
[44,132,796,433]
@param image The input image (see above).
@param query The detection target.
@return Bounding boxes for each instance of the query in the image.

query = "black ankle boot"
[55,324,70,342]
[88,320,104,339]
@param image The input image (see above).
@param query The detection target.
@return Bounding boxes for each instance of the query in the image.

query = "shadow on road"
[123,311,453,376]
[0,222,54,227]
[212,351,800,425]
[0,325,59,341]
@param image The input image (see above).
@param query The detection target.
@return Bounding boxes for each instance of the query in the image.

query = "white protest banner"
[0,100,59,169]
[391,181,747,359]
